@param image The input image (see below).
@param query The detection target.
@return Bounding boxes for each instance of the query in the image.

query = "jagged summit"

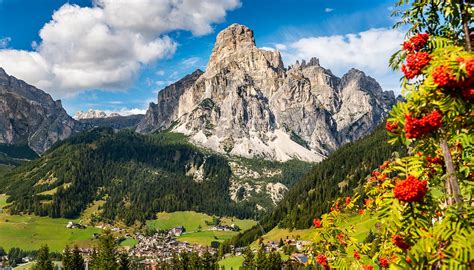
[138,24,396,162]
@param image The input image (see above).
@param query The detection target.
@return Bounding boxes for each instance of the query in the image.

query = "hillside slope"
[228,126,405,246]
[0,128,311,225]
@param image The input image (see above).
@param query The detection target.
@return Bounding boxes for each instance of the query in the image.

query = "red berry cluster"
[426,156,443,166]
[363,265,374,270]
[402,52,432,79]
[392,235,411,250]
[432,65,457,88]
[394,175,428,203]
[404,110,443,139]
[385,121,399,132]
[345,196,351,206]
[316,254,328,268]
[354,251,361,260]
[402,33,429,52]
[379,257,390,268]
[313,218,322,228]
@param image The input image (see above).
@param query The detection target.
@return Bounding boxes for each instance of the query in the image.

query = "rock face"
[138,24,396,162]
[74,109,108,120]
[0,68,83,154]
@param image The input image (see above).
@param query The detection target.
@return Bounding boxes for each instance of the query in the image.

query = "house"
[170,226,184,236]
[291,253,309,264]
[66,221,86,229]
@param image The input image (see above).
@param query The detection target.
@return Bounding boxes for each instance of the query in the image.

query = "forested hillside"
[0,128,256,225]
[229,126,406,247]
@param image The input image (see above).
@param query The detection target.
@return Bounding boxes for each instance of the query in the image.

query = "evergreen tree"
[254,246,267,269]
[32,245,53,270]
[241,247,254,269]
[71,246,85,270]
[267,251,282,270]
[118,253,129,270]
[91,231,118,270]
[62,246,72,270]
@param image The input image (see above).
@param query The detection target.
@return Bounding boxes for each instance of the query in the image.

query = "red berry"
[432,65,456,88]
[402,33,429,52]
[354,251,361,260]
[316,254,328,267]
[404,111,443,139]
[363,265,374,270]
[386,121,399,132]
[402,52,431,79]
[345,196,351,206]
[380,257,390,268]
[392,235,411,250]
[394,175,428,203]
[313,218,322,228]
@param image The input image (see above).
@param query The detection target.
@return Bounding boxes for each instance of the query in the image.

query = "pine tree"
[62,245,72,270]
[91,230,118,270]
[118,253,129,270]
[241,247,254,269]
[32,245,53,270]
[254,246,267,269]
[71,246,85,270]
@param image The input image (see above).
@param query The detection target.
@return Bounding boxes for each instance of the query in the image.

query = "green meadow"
[147,211,257,246]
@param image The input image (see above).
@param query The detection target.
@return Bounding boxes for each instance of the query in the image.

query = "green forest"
[227,125,406,247]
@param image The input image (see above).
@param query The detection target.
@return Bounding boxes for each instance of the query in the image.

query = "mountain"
[74,109,109,120]
[0,128,312,224]
[0,68,83,154]
[138,24,396,162]
[78,114,144,130]
[227,126,406,247]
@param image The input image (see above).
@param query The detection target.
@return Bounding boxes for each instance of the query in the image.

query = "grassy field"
[219,255,244,269]
[0,212,101,252]
[119,238,138,248]
[147,211,257,246]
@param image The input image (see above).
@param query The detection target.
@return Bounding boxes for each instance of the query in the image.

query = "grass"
[218,255,244,269]
[119,238,138,248]
[147,211,257,246]
[80,200,105,224]
[250,227,314,249]
[0,212,101,252]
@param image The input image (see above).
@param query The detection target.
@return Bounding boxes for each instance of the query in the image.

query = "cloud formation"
[277,28,404,91]
[0,0,240,98]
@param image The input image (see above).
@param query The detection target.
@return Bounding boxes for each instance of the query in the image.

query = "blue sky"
[0,0,404,115]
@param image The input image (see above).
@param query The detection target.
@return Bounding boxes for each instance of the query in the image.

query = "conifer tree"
[32,245,53,270]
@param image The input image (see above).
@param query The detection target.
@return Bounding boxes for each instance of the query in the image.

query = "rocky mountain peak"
[207,24,283,72]
[341,68,383,95]
[138,24,396,162]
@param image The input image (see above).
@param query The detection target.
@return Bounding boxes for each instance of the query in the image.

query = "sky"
[0,0,405,116]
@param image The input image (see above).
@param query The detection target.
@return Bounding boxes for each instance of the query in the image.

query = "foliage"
[306,17,473,270]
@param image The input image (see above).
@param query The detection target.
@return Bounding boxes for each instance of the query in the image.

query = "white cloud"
[0,0,240,98]
[324,8,334,13]
[0,37,10,49]
[279,28,404,91]
[181,57,201,67]
[156,69,165,76]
